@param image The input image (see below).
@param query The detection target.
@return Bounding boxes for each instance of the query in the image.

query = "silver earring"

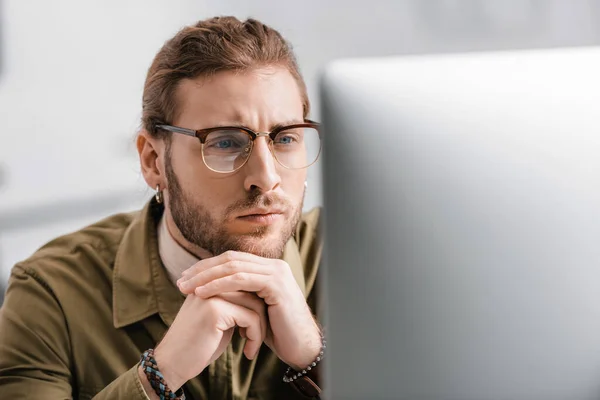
[155,184,163,204]
[304,181,308,188]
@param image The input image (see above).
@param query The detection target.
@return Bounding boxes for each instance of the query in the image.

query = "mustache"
[224,191,291,216]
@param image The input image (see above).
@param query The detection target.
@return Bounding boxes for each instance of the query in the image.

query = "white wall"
[1,0,600,292]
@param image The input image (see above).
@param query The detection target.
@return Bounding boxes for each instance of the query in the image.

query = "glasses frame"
[156,119,322,173]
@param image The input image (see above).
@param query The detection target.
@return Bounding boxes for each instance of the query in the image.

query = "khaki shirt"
[0,200,323,399]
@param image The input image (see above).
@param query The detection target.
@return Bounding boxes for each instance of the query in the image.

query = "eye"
[214,139,235,149]
[274,130,302,145]
[205,130,249,151]
[276,135,295,144]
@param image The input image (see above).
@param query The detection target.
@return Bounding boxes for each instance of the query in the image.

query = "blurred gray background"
[1,0,600,299]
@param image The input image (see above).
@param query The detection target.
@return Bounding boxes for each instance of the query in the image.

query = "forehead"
[173,66,304,129]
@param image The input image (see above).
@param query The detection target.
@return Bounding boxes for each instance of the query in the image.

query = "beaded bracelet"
[282,334,326,383]
[139,349,186,400]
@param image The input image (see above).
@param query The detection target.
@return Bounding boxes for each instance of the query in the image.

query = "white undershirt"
[157,215,200,286]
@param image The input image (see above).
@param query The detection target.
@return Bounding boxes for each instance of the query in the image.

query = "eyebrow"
[210,119,305,132]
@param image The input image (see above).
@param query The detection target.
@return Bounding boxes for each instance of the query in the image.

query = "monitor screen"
[321,47,600,400]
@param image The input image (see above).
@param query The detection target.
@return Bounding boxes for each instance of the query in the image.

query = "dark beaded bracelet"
[139,349,186,400]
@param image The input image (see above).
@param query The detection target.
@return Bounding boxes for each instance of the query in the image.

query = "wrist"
[287,341,322,372]
[283,332,325,381]
[139,349,186,399]
[283,332,326,398]
[137,365,159,400]
[286,328,323,371]
[152,346,187,391]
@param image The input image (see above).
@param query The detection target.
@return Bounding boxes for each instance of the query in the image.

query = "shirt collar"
[112,199,307,329]
[112,199,182,328]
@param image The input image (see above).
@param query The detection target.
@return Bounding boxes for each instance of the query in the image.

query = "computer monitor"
[320,47,600,400]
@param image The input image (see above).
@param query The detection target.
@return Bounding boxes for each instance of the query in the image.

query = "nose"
[242,135,281,192]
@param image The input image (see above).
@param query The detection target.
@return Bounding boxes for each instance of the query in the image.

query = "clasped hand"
[177,251,321,370]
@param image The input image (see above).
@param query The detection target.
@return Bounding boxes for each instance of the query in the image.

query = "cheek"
[281,171,307,201]
[179,173,245,210]
[191,183,233,209]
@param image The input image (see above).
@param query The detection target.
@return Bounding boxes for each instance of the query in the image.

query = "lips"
[237,208,284,218]
[236,208,285,225]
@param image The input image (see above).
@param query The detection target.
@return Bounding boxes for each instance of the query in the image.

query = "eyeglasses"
[156,120,322,173]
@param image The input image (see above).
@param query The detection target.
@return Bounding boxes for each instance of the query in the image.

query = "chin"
[232,234,287,259]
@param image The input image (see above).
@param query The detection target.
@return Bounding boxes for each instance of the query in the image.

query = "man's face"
[163,66,307,259]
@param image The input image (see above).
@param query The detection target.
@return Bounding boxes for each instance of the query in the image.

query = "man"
[0,16,324,399]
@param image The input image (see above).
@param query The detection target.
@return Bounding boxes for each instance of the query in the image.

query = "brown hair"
[142,16,309,138]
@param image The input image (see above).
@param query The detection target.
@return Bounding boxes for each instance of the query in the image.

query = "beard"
[164,144,303,259]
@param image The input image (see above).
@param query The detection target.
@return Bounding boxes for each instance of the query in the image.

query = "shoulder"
[11,210,139,293]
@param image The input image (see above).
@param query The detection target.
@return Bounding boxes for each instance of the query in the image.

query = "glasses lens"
[272,127,321,169]
[202,129,252,172]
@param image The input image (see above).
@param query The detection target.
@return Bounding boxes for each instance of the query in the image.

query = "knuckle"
[223,250,238,262]
[225,260,242,273]
[272,260,288,277]
[207,280,220,291]
[184,265,198,278]
[193,260,207,272]
[232,272,247,281]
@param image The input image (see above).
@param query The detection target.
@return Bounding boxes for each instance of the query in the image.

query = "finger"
[223,301,264,360]
[195,274,272,300]
[179,257,225,280]
[178,261,271,293]
[181,251,271,279]
[218,292,268,346]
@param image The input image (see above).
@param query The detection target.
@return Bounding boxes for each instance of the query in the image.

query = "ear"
[137,130,167,190]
